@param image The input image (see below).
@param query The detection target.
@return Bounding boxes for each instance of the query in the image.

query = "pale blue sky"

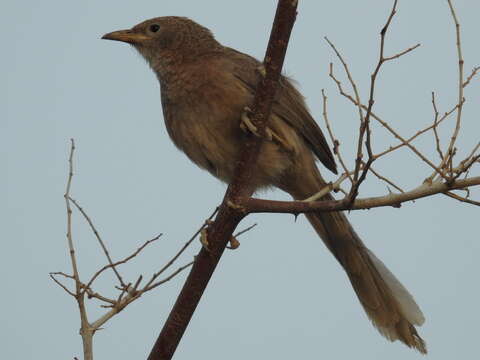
[2,1,479,359]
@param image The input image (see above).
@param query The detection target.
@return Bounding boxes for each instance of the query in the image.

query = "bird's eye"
[149,24,160,33]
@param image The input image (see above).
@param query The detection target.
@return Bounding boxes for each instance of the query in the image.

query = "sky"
[2,0,479,359]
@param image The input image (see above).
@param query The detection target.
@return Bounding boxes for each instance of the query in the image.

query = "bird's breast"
[160,71,250,182]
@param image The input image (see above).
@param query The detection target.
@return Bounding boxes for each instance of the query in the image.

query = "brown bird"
[102,17,426,353]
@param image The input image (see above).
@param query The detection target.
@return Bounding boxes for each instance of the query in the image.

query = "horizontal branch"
[244,176,480,214]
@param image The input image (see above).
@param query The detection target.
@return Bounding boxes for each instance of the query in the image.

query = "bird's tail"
[286,169,426,353]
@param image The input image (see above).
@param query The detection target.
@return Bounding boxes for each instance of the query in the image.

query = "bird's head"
[102,16,222,76]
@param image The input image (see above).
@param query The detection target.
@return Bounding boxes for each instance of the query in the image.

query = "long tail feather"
[286,170,426,353]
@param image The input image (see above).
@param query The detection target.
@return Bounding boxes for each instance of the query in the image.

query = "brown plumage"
[102,16,426,353]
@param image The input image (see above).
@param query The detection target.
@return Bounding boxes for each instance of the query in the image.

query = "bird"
[102,16,426,353]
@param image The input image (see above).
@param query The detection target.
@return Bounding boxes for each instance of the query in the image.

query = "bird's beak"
[101,29,149,44]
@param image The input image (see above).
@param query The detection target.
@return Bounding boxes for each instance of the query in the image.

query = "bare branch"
[431,92,445,161]
[303,172,350,202]
[324,37,365,188]
[367,164,405,193]
[234,223,258,238]
[329,67,450,179]
[68,196,126,288]
[444,191,480,206]
[50,273,76,297]
[84,234,162,293]
[443,0,465,178]
[463,66,480,88]
[144,261,194,291]
[383,43,420,61]
[245,176,480,214]
[321,88,353,184]
[142,208,218,291]
[64,139,81,292]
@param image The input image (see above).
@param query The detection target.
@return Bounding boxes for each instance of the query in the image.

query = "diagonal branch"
[147,2,299,359]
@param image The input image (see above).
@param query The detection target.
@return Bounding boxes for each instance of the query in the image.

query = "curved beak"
[101,29,149,44]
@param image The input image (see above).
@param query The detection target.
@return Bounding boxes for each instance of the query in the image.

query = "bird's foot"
[240,107,293,153]
[256,65,266,77]
[200,220,214,252]
[200,221,240,251]
[200,228,210,252]
[240,107,260,137]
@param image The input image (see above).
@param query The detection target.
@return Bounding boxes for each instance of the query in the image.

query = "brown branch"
[443,0,465,179]
[147,2,298,359]
[63,139,94,360]
[321,88,352,184]
[142,209,217,290]
[324,37,365,187]
[68,196,126,288]
[144,261,194,292]
[234,223,258,238]
[463,66,480,87]
[329,66,449,179]
[50,273,76,297]
[83,234,161,293]
[431,92,445,161]
[303,172,350,202]
[373,101,459,159]
[367,164,405,193]
[326,3,422,203]
[243,176,480,214]
[444,191,480,206]
[349,0,420,203]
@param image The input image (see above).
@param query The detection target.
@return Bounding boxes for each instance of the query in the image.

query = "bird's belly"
[162,90,295,188]
[165,105,241,183]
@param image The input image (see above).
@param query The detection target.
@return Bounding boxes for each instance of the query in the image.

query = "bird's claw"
[200,228,210,251]
[256,65,266,77]
[240,107,293,153]
[240,107,260,137]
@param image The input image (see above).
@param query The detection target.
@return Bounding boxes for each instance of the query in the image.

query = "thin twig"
[348,0,421,203]
[443,0,465,179]
[329,68,449,179]
[83,234,161,293]
[144,261,195,291]
[303,172,350,202]
[374,101,460,159]
[324,37,365,188]
[50,274,76,297]
[367,164,405,193]
[142,208,218,290]
[383,43,421,61]
[234,223,258,237]
[444,191,480,206]
[64,139,81,293]
[431,92,445,161]
[68,196,126,288]
[463,66,480,87]
[321,88,353,184]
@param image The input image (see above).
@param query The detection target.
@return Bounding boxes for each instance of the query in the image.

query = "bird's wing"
[225,47,337,174]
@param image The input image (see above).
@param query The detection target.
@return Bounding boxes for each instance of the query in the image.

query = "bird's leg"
[240,107,293,153]
[256,64,266,77]
[240,107,261,137]
[199,220,213,252]
[200,221,239,251]
[265,128,294,153]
